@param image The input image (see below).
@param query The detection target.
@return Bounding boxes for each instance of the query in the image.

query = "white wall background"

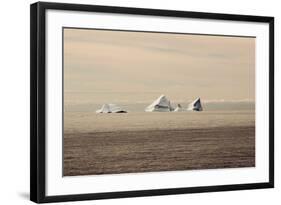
[0,0,279,204]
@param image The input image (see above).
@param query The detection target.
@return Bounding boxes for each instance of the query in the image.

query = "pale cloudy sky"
[64,28,255,104]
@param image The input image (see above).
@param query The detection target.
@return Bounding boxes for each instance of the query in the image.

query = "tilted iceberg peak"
[145,95,174,112]
[187,98,203,111]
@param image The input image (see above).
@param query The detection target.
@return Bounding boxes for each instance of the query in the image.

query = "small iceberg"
[174,104,184,112]
[145,95,174,112]
[96,104,127,113]
[187,98,203,111]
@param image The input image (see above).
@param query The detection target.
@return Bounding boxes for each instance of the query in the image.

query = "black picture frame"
[30,2,274,203]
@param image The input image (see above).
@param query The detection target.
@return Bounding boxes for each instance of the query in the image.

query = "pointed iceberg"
[174,104,184,112]
[187,98,203,111]
[96,104,127,113]
[145,95,173,112]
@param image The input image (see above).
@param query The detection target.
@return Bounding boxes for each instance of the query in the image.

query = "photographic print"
[31,2,274,202]
[63,28,255,176]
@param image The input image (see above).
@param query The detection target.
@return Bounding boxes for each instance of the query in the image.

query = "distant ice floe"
[187,98,203,111]
[145,95,174,112]
[96,104,127,113]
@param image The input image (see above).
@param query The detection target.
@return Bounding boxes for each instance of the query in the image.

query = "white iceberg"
[145,95,174,112]
[187,98,203,111]
[174,104,185,112]
[96,104,127,113]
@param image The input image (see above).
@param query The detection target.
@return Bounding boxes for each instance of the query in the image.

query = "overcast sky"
[64,28,255,104]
